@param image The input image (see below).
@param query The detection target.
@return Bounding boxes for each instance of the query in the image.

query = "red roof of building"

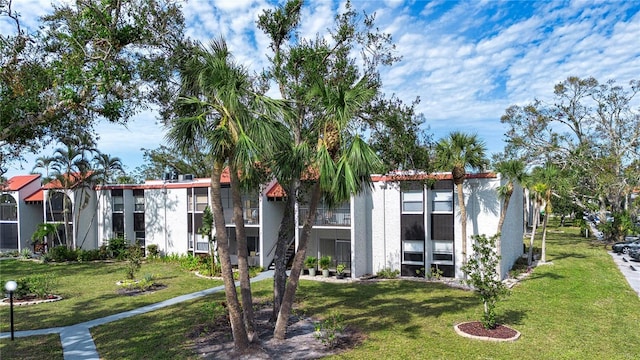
[1,174,41,191]
[265,172,498,199]
[43,172,94,189]
[24,189,44,202]
[371,172,497,182]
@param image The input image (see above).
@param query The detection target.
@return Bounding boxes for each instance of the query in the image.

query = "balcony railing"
[299,208,350,227]
[224,207,260,225]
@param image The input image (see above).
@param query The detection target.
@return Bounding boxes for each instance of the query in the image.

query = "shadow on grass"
[550,251,587,261]
[496,309,527,326]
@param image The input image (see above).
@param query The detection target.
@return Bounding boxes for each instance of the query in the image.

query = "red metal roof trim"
[371,172,497,182]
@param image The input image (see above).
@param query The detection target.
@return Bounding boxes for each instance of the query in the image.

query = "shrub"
[77,249,104,262]
[15,274,57,299]
[124,245,143,280]
[49,246,77,262]
[376,267,399,279]
[178,254,202,272]
[462,234,509,329]
[146,244,159,258]
[19,248,32,259]
[314,313,345,348]
[107,237,129,259]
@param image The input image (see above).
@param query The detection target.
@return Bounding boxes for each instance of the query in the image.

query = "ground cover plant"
[2,224,639,359]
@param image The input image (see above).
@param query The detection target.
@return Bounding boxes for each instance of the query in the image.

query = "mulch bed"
[116,284,167,296]
[189,301,366,359]
[456,321,519,340]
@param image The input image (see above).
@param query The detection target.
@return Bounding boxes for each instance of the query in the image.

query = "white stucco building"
[2,170,524,279]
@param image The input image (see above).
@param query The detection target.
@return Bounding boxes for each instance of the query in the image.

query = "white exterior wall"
[499,182,525,277]
[17,180,43,251]
[97,190,112,246]
[352,191,369,277]
[369,181,402,274]
[73,188,98,250]
[143,187,188,255]
[261,197,285,268]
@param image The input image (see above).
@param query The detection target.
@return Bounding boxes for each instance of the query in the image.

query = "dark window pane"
[433,253,453,262]
[134,213,145,232]
[431,214,453,240]
[404,252,424,262]
[112,213,124,233]
[402,214,425,241]
[0,223,18,249]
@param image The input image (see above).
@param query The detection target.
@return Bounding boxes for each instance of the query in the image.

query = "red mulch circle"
[457,321,518,339]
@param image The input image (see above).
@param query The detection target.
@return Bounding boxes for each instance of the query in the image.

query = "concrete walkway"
[0,270,274,360]
[609,252,640,297]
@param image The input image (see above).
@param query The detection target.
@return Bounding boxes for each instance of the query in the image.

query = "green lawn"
[2,226,639,359]
[0,260,221,332]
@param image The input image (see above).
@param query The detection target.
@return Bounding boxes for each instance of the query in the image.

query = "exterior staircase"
[268,238,296,270]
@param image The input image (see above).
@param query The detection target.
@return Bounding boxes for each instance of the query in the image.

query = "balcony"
[224,207,260,225]
[299,207,351,227]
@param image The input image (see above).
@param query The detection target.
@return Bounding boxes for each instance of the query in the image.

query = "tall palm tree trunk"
[210,162,249,351]
[527,200,539,266]
[495,192,511,278]
[271,180,297,322]
[274,181,322,340]
[229,164,256,342]
[456,183,468,266]
[63,194,73,249]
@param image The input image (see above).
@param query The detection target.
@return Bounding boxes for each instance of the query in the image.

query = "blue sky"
[3,0,640,179]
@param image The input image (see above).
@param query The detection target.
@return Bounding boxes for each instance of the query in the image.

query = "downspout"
[383,181,386,268]
[163,183,168,255]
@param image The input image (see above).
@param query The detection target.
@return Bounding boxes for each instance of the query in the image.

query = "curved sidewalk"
[0,270,274,360]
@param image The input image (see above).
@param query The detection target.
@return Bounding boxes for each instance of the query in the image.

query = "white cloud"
[4,0,640,179]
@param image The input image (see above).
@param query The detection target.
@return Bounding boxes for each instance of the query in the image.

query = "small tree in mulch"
[124,245,143,280]
[462,234,509,329]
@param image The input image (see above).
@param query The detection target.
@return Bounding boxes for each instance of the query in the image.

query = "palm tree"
[92,153,124,185]
[535,163,561,263]
[167,38,287,350]
[77,153,124,248]
[434,131,488,269]
[494,159,527,264]
[273,76,381,340]
[526,180,546,266]
[49,144,95,249]
[33,155,63,246]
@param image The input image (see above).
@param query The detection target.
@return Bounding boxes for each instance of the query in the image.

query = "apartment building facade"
[1,171,524,279]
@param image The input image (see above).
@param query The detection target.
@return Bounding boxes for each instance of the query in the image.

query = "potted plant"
[304,256,317,276]
[319,255,332,277]
[335,264,346,279]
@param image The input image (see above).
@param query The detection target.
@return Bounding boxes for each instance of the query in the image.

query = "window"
[247,236,259,255]
[402,190,423,213]
[195,190,208,211]
[134,213,145,245]
[112,213,124,238]
[432,240,453,264]
[0,195,17,221]
[112,189,124,212]
[402,240,424,264]
[432,191,453,213]
[46,192,69,222]
[133,189,144,212]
